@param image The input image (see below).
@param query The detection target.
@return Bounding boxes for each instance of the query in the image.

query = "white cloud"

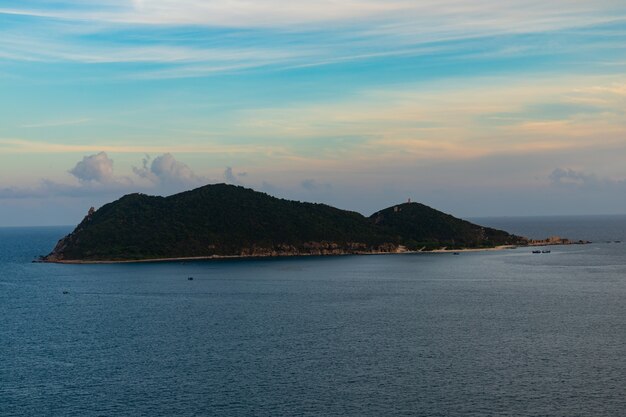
[133,153,205,188]
[69,151,115,183]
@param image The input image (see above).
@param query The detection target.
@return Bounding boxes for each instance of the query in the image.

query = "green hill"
[43,184,526,262]
[371,203,521,250]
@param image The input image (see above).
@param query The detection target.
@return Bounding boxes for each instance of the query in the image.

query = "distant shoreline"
[38,245,524,264]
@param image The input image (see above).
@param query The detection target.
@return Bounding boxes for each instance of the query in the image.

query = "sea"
[1,216,625,416]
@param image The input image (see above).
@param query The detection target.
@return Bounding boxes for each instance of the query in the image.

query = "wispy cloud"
[2,1,626,219]
[233,74,626,161]
[2,1,623,29]
[0,138,286,155]
[3,74,624,173]
[1,32,301,65]
[0,177,135,200]
[2,1,625,78]
[20,118,92,128]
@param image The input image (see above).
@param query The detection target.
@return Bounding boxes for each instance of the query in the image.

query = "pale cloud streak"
[0,32,301,65]
[2,1,623,29]
[0,180,125,200]
[549,167,626,190]
[2,75,624,173]
[235,75,626,162]
[20,118,92,128]
[0,138,287,155]
[1,1,624,78]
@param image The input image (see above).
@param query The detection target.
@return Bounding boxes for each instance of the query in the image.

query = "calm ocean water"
[1,216,625,416]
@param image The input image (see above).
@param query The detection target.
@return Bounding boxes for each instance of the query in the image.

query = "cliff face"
[42,184,526,262]
[45,207,96,262]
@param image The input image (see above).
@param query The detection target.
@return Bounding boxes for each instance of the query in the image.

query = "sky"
[1,0,626,226]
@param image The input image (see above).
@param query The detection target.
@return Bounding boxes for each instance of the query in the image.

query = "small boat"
[615,241,622,243]
[62,290,69,294]
[542,250,551,254]
[453,252,460,255]
[187,277,194,280]
[532,250,541,254]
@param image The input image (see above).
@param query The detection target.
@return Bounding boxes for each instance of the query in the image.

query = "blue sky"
[1,1,626,225]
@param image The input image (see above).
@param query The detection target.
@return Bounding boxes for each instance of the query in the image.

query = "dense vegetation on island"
[43,184,526,262]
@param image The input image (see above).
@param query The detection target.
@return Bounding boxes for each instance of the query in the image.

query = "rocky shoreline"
[36,244,525,264]
[35,237,594,264]
[528,236,591,246]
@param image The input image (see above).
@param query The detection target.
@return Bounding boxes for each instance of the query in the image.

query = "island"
[41,183,528,263]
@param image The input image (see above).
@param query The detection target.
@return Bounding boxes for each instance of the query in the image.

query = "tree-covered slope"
[371,203,525,250]
[43,184,525,261]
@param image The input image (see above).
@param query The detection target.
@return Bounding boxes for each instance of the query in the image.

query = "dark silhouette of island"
[41,184,527,263]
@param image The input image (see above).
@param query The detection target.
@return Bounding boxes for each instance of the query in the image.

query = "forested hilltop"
[42,184,526,262]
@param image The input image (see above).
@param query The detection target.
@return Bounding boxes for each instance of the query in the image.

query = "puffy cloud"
[133,153,204,188]
[151,153,199,184]
[2,152,204,200]
[69,152,114,183]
